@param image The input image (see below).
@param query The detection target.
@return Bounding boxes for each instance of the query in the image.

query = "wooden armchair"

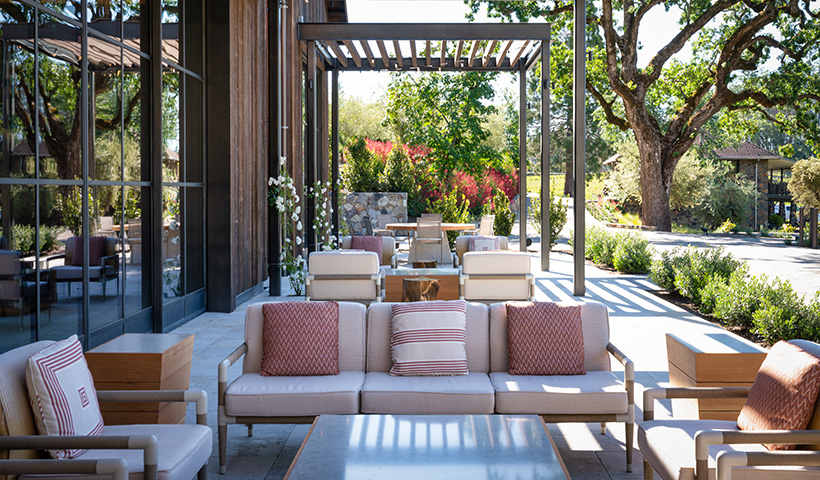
[640,339,820,480]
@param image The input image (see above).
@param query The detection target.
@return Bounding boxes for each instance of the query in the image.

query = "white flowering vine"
[269,168,307,295]
[307,180,338,251]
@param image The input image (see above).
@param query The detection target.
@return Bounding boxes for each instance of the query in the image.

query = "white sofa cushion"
[491,371,627,414]
[461,251,531,275]
[308,250,379,275]
[45,424,213,480]
[224,372,364,416]
[489,300,611,373]
[243,302,366,374]
[637,419,820,480]
[463,278,531,302]
[367,302,489,373]
[361,372,494,414]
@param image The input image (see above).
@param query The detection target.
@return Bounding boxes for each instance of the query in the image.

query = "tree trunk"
[637,137,673,231]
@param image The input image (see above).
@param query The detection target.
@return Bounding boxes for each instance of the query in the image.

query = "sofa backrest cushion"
[66,236,116,266]
[260,302,339,376]
[462,251,531,275]
[308,250,379,275]
[737,340,820,450]
[244,301,366,374]
[0,340,53,461]
[489,300,611,373]
[456,236,509,264]
[367,302,489,373]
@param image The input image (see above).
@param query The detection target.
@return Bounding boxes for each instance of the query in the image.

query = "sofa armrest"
[696,430,820,480]
[606,342,634,420]
[643,386,751,421]
[0,459,128,480]
[717,450,820,480]
[97,389,207,426]
[218,343,248,411]
[0,435,158,480]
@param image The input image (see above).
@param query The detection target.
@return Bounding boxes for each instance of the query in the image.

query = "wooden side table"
[86,333,194,425]
[666,332,767,420]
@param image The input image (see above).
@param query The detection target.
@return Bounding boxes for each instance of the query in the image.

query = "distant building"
[714,141,796,229]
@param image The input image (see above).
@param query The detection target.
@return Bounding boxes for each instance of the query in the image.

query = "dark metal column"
[572,0,586,296]
[268,0,282,296]
[305,40,317,252]
[331,68,339,240]
[811,208,818,249]
[81,0,91,345]
[540,37,550,271]
[518,65,527,252]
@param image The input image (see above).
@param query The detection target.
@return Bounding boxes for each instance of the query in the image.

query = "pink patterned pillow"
[261,301,340,376]
[26,335,105,459]
[390,300,468,376]
[468,235,500,252]
[737,341,820,450]
[505,302,585,375]
[351,236,383,264]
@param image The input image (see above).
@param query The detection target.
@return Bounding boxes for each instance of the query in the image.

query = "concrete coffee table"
[285,415,569,479]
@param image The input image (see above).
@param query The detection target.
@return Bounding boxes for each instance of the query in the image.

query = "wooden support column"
[305,40,317,252]
[572,0,586,296]
[540,37,550,271]
[518,65,527,252]
[331,69,340,239]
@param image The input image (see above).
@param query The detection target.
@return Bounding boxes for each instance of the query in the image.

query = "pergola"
[273,16,587,295]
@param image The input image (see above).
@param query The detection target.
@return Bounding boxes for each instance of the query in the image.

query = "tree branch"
[587,80,629,130]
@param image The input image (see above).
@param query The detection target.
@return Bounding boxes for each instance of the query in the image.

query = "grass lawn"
[526,174,565,195]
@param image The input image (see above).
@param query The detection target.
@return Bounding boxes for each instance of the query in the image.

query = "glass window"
[122,185,147,316]
[162,185,181,302]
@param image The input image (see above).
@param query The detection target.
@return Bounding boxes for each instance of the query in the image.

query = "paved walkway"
[175,245,745,479]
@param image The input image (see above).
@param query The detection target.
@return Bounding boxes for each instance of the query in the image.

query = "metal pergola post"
[519,65,527,252]
[540,38,550,271]
[331,69,340,239]
[305,40,317,252]
[573,0,587,296]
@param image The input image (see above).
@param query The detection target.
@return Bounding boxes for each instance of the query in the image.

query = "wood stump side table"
[86,333,194,425]
[666,332,767,420]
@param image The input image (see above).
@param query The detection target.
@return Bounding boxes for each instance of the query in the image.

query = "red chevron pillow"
[261,301,340,376]
[737,341,820,450]
[390,300,468,376]
[505,302,585,375]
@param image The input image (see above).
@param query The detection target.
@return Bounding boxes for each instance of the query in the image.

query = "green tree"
[788,158,820,209]
[696,162,757,229]
[385,71,503,177]
[338,94,394,145]
[476,1,820,231]
[341,138,382,192]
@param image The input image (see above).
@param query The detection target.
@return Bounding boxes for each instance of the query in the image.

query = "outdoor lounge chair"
[460,251,535,302]
[640,338,820,480]
[47,236,119,299]
[305,250,383,302]
[0,340,211,480]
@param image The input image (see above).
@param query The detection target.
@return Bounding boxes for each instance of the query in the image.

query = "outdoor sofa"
[217,299,634,474]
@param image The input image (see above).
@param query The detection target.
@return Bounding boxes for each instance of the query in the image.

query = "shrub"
[585,225,617,266]
[342,138,382,192]
[612,233,653,273]
[695,162,756,229]
[650,248,687,292]
[709,268,778,330]
[751,278,807,344]
[698,275,726,315]
[428,190,471,249]
[768,214,784,229]
[531,189,568,249]
[716,218,736,233]
[11,224,35,254]
[491,190,516,237]
[671,247,742,305]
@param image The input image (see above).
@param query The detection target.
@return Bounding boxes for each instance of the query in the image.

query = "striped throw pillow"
[390,300,468,376]
[25,335,105,459]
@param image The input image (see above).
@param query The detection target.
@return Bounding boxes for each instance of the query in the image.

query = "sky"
[339,0,689,101]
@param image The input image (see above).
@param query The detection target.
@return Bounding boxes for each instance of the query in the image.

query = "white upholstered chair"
[340,235,397,269]
[306,250,383,302]
[460,251,534,302]
[453,234,509,266]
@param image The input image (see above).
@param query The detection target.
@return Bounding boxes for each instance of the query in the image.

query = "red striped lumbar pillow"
[390,300,468,376]
[25,335,105,459]
[261,301,340,376]
[505,301,586,375]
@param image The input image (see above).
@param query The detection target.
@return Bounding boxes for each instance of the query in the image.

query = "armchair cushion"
[389,301,468,376]
[351,235,383,264]
[25,335,104,459]
[505,302,585,375]
[261,301,340,376]
[737,341,820,450]
[70,237,107,267]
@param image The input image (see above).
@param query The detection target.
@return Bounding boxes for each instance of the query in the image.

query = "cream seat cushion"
[360,372,494,414]
[18,424,213,480]
[638,419,820,480]
[224,372,364,416]
[491,371,628,414]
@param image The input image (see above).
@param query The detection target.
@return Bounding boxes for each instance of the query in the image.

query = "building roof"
[714,140,795,170]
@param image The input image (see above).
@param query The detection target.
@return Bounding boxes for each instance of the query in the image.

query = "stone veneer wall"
[342,192,408,235]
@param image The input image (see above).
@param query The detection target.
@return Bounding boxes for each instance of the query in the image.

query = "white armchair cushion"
[461,251,531,275]
[25,335,104,459]
[308,251,379,275]
[361,372,495,414]
[491,371,628,414]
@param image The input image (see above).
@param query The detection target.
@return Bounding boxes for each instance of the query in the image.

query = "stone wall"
[342,192,408,235]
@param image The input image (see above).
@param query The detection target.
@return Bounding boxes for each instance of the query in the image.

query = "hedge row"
[578,225,653,274]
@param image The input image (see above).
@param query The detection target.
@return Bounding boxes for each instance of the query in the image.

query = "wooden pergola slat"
[455,40,464,64]
[392,40,403,68]
[440,40,447,66]
[497,40,513,66]
[342,40,362,68]
[483,40,498,67]
[425,40,432,67]
[326,41,349,68]
[468,40,481,67]
[359,39,375,67]
[410,40,418,67]
[376,40,390,68]
[511,39,530,66]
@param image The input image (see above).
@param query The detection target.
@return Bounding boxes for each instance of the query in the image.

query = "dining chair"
[463,215,495,236]
[411,217,443,263]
